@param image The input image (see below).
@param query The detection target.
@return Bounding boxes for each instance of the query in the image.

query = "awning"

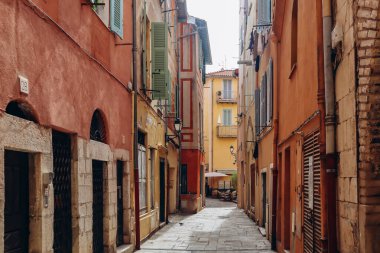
[205,172,228,178]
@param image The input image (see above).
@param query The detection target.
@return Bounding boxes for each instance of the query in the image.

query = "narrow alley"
[137,198,274,253]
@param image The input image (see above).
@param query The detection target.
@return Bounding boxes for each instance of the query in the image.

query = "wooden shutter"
[151,22,168,99]
[303,130,322,253]
[110,0,123,38]
[258,0,263,24]
[267,60,273,122]
[260,75,267,130]
[258,0,271,24]
[255,89,260,134]
[142,0,147,89]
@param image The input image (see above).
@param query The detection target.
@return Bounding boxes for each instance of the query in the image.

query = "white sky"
[187,0,239,73]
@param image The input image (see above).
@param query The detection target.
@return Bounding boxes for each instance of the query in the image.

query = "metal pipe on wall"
[270,34,279,251]
[321,0,338,251]
[132,0,140,249]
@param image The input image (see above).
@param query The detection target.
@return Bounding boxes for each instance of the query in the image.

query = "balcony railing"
[217,125,237,138]
[216,90,237,103]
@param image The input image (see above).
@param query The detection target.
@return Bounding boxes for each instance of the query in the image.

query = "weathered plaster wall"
[0,0,132,149]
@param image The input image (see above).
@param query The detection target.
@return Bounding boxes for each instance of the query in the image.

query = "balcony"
[217,125,237,138]
[216,91,237,103]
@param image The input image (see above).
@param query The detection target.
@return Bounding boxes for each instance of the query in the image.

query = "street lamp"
[230,145,235,154]
[174,118,182,133]
[230,145,237,165]
[166,118,182,142]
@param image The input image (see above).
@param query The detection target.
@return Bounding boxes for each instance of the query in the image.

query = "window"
[258,0,272,25]
[138,144,147,212]
[150,149,155,209]
[91,0,123,38]
[291,0,298,69]
[138,131,147,213]
[223,80,232,99]
[181,165,188,194]
[223,109,232,126]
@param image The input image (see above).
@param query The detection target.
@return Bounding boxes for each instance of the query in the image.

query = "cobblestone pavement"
[136,198,275,253]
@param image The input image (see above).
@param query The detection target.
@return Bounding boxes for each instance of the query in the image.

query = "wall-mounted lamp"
[230,145,237,165]
[166,118,182,142]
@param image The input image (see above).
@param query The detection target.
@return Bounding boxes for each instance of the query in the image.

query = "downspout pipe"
[176,16,182,211]
[270,35,279,251]
[132,0,141,249]
[322,0,337,251]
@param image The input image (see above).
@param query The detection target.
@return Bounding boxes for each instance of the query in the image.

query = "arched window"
[5,100,38,123]
[90,110,107,143]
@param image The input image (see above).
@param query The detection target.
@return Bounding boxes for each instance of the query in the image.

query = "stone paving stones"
[137,198,275,253]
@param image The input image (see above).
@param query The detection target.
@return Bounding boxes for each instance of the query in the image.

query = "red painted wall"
[181,149,201,195]
[0,0,133,150]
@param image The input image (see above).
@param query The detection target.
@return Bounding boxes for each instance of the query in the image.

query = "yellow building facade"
[204,70,238,195]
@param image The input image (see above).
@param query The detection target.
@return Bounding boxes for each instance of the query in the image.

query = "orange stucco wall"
[0,0,133,149]
[275,1,322,252]
[277,1,319,144]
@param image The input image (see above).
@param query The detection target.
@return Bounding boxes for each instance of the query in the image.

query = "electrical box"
[43,172,54,186]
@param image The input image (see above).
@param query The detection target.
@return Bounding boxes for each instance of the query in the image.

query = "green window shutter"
[142,0,147,89]
[151,22,168,99]
[110,0,123,38]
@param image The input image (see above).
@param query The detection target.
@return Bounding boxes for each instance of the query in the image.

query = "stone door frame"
[0,113,53,253]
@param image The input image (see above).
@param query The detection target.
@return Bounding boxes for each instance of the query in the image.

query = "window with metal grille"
[90,110,107,143]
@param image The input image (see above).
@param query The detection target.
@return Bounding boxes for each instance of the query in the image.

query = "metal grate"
[92,160,104,253]
[90,110,107,143]
[303,130,322,253]
[53,131,72,253]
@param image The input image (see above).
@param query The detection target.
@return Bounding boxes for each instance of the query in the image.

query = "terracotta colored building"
[179,17,212,213]
[238,0,380,252]
[0,0,134,252]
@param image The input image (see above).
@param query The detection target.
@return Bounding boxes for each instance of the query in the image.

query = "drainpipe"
[270,35,279,251]
[321,0,337,251]
[132,0,141,249]
[176,7,182,212]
